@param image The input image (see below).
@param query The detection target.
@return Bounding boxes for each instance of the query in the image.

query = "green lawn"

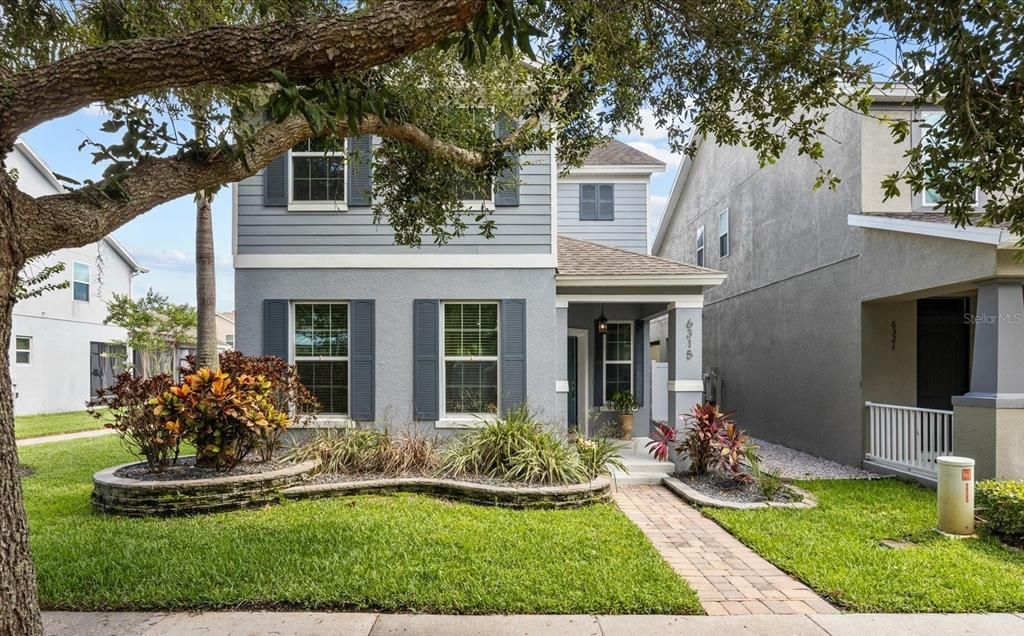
[19,435,701,614]
[705,479,1024,613]
[15,411,103,440]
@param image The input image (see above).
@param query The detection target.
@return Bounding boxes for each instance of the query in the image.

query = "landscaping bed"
[662,474,814,510]
[21,435,701,614]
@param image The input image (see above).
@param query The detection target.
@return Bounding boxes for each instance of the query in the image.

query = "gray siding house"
[233,137,724,436]
[653,91,1024,481]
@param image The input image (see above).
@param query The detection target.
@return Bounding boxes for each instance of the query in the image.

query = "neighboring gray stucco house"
[652,90,1024,481]
[233,137,724,436]
[8,140,148,415]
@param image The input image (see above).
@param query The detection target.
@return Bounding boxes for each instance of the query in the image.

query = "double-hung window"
[604,322,632,401]
[695,225,705,267]
[718,208,730,258]
[580,184,614,220]
[289,139,346,210]
[443,302,499,415]
[14,336,31,365]
[919,112,979,208]
[73,261,90,302]
[294,303,349,415]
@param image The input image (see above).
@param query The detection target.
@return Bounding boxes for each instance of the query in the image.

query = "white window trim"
[440,301,501,420]
[72,260,90,302]
[718,208,730,258]
[603,320,633,404]
[14,336,31,366]
[695,225,705,267]
[290,301,351,417]
[918,112,980,209]
[287,140,349,212]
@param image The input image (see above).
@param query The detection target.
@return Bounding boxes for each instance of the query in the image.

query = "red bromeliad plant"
[646,402,751,481]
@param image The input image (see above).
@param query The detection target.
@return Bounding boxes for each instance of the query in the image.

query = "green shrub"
[976,480,1024,539]
[745,447,784,500]
[286,429,390,475]
[575,437,627,480]
[507,433,585,485]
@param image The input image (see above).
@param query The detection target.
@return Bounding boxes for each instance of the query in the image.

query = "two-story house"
[653,90,1024,482]
[232,137,724,437]
[8,140,148,415]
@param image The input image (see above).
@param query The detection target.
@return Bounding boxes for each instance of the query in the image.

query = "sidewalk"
[17,428,113,447]
[42,611,1024,635]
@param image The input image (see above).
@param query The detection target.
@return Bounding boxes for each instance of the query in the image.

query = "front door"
[90,342,127,396]
[917,298,971,410]
[567,336,579,431]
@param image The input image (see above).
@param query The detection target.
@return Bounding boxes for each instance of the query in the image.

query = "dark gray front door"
[567,336,579,431]
[917,298,971,410]
[90,342,127,396]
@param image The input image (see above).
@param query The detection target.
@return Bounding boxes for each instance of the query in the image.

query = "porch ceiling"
[556,236,726,288]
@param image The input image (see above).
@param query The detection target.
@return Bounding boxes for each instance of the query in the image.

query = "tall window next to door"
[604,322,632,400]
[294,303,349,414]
[73,261,90,301]
[443,302,499,415]
[289,139,345,209]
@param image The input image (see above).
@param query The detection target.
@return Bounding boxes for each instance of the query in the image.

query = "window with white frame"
[695,225,705,267]
[289,139,346,209]
[225,334,235,348]
[443,302,499,415]
[293,303,349,414]
[73,261,90,301]
[919,111,979,207]
[604,322,632,401]
[718,208,730,258]
[14,336,31,365]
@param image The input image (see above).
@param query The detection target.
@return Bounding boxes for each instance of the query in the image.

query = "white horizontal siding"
[557,182,648,253]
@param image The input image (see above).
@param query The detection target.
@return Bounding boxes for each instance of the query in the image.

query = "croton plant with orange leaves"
[151,368,290,471]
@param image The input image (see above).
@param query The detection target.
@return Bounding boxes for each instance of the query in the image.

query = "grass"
[15,410,103,440]
[19,435,701,614]
[704,478,1024,613]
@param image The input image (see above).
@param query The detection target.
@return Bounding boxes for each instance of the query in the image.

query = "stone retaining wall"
[662,476,817,510]
[283,476,613,509]
[91,460,317,517]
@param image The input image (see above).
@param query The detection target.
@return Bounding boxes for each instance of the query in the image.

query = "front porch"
[554,237,725,442]
[861,278,1024,481]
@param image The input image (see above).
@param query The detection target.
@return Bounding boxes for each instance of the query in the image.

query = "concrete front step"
[611,436,674,485]
[611,472,669,486]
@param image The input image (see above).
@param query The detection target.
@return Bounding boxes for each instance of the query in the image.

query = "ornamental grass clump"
[976,480,1024,541]
[286,428,443,477]
[575,436,628,480]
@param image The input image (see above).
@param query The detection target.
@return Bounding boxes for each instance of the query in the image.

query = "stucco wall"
[235,268,559,429]
[861,300,917,407]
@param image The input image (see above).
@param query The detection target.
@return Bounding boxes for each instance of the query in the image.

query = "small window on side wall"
[696,225,705,267]
[73,261,90,301]
[580,184,614,221]
[15,336,31,365]
[718,208,730,258]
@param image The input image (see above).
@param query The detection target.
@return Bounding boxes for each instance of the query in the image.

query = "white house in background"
[217,311,236,350]
[8,140,148,415]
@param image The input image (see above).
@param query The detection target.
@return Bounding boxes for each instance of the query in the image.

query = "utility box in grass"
[936,456,975,537]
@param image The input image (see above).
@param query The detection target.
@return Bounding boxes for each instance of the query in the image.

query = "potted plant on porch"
[610,391,639,439]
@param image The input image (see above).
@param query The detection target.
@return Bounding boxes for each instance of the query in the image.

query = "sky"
[20,107,678,312]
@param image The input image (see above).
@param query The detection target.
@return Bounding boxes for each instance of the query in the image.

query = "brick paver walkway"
[614,485,838,616]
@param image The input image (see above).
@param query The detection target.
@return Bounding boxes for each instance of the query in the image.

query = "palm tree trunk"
[195,189,218,371]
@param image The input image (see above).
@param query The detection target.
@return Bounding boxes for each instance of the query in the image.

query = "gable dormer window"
[288,139,347,211]
[579,184,614,221]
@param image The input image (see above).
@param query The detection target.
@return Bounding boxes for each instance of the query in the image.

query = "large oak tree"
[2,0,1021,633]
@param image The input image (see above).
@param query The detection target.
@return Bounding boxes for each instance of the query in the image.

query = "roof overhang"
[103,236,149,273]
[848,214,1018,247]
[556,273,726,287]
[566,164,666,177]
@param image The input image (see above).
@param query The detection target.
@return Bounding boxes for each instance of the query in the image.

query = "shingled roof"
[557,236,723,280]
[583,139,666,167]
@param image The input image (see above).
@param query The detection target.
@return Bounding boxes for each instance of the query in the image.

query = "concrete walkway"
[17,428,113,447]
[42,611,1024,636]
[614,485,836,616]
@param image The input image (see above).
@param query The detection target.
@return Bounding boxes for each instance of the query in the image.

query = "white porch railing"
[865,401,954,480]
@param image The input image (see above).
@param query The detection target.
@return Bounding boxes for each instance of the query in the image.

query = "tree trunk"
[0,179,44,635]
[194,189,218,372]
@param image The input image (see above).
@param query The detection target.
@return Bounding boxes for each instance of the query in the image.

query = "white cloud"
[130,248,193,270]
[625,141,682,168]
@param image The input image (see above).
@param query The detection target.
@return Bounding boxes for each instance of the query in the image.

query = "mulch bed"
[674,471,799,504]
[306,471,548,488]
[115,456,290,481]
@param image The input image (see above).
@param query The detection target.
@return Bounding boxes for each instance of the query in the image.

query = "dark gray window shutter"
[598,184,615,220]
[580,184,597,220]
[263,154,288,207]
[263,299,289,359]
[350,300,375,421]
[347,135,373,206]
[494,116,520,207]
[413,299,440,421]
[593,325,604,406]
[500,299,527,413]
[633,321,644,406]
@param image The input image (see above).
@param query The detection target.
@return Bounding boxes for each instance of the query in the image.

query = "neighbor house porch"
[554,237,725,439]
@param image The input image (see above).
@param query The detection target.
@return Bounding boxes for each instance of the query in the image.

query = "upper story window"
[580,184,614,221]
[293,302,349,415]
[14,336,31,365]
[443,302,499,415]
[457,176,494,206]
[225,334,235,348]
[73,261,90,301]
[919,111,979,208]
[718,208,730,258]
[604,322,632,402]
[695,225,705,267]
[289,139,346,211]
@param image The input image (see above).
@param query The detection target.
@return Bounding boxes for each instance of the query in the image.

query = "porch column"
[667,303,703,428]
[952,279,1024,479]
[554,302,569,425]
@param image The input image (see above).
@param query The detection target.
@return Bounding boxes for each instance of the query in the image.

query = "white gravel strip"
[749,437,876,480]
